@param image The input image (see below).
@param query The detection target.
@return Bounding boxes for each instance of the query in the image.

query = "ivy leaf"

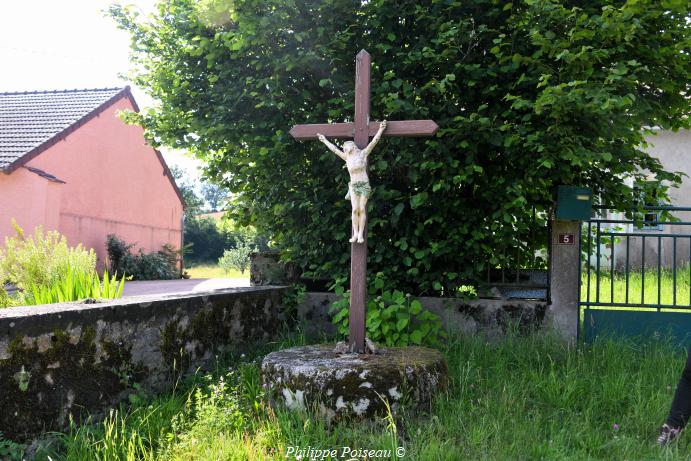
[410,300,422,315]
[410,192,428,209]
[410,330,424,345]
[393,203,404,216]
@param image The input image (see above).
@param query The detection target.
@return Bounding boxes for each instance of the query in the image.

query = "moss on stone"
[0,326,146,441]
[456,302,547,334]
[262,344,448,420]
[190,302,230,352]
[160,293,284,375]
[160,316,191,376]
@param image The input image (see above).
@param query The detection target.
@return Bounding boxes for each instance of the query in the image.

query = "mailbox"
[556,186,592,221]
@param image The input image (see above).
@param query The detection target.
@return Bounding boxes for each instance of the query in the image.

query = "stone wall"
[0,287,287,440]
[249,251,300,286]
[298,292,547,340]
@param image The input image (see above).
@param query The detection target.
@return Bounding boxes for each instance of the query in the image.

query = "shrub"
[0,288,14,308]
[104,234,134,275]
[329,272,445,347]
[0,222,98,307]
[218,239,255,275]
[0,221,96,291]
[106,235,180,280]
[0,222,126,307]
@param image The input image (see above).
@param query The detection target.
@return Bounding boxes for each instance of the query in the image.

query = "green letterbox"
[556,186,592,221]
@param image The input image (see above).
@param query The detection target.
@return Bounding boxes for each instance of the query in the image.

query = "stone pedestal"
[261,344,448,420]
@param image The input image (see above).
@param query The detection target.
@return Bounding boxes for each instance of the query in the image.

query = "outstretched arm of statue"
[363,120,387,157]
[317,133,346,161]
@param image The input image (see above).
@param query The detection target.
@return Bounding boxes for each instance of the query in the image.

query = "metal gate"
[580,205,691,345]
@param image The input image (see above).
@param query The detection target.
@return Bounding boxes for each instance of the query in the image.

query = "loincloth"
[345,181,372,199]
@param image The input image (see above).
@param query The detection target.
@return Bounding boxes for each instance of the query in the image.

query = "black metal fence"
[581,205,691,311]
[482,207,550,299]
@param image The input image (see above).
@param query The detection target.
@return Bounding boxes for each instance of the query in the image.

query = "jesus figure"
[317,120,387,243]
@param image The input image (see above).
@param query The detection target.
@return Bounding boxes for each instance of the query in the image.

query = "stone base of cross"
[290,50,438,353]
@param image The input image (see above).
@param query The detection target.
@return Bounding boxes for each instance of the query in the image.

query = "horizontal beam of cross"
[289,120,439,140]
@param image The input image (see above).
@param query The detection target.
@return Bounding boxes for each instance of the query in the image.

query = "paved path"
[122,278,250,297]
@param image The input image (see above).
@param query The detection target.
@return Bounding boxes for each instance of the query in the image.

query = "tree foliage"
[200,183,228,212]
[218,237,255,274]
[170,166,205,216]
[184,216,267,263]
[184,217,227,262]
[111,0,690,295]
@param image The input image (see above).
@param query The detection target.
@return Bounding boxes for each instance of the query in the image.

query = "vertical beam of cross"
[349,50,371,352]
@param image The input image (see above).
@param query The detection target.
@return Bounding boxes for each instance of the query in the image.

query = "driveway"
[122,278,250,297]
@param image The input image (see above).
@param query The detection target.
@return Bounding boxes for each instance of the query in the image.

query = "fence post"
[548,219,581,343]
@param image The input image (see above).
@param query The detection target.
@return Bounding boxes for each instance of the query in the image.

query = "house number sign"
[558,233,575,245]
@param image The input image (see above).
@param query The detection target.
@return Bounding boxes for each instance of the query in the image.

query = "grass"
[582,267,691,309]
[12,327,691,461]
[185,263,248,280]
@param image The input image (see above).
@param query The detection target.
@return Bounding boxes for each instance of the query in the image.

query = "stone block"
[262,344,448,420]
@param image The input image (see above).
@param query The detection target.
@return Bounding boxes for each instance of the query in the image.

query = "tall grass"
[28,267,125,305]
[19,329,691,460]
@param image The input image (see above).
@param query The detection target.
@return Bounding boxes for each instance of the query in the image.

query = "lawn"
[19,329,691,460]
[582,267,691,309]
[185,263,248,280]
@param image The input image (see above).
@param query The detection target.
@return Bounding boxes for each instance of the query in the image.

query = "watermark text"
[285,445,405,460]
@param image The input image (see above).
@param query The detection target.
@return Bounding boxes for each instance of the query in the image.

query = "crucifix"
[290,50,438,353]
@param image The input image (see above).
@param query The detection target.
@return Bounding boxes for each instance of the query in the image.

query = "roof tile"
[0,88,125,170]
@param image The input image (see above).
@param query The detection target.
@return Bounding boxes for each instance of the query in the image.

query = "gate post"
[548,219,581,344]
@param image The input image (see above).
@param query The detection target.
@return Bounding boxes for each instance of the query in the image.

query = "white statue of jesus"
[317,120,387,243]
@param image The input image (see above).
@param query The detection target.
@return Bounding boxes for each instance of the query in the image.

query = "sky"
[0,0,200,177]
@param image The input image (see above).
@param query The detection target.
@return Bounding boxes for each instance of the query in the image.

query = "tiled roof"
[0,87,127,171]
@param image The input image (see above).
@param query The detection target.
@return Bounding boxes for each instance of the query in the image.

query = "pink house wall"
[0,95,183,269]
[0,168,63,239]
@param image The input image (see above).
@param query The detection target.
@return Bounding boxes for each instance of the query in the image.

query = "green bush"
[106,234,180,280]
[218,238,256,275]
[0,221,96,291]
[330,273,445,347]
[0,222,98,307]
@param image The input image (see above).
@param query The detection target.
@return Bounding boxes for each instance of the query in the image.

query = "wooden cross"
[290,50,438,353]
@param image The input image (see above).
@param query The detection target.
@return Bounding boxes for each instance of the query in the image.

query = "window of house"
[634,181,663,231]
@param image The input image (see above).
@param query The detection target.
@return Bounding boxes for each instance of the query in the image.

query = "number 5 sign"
[558,233,575,245]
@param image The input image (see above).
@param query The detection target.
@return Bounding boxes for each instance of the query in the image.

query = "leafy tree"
[185,215,268,263]
[218,238,256,274]
[200,182,228,212]
[170,166,245,261]
[184,216,228,262]
[111,0,690,295]
[170,166,204,216]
